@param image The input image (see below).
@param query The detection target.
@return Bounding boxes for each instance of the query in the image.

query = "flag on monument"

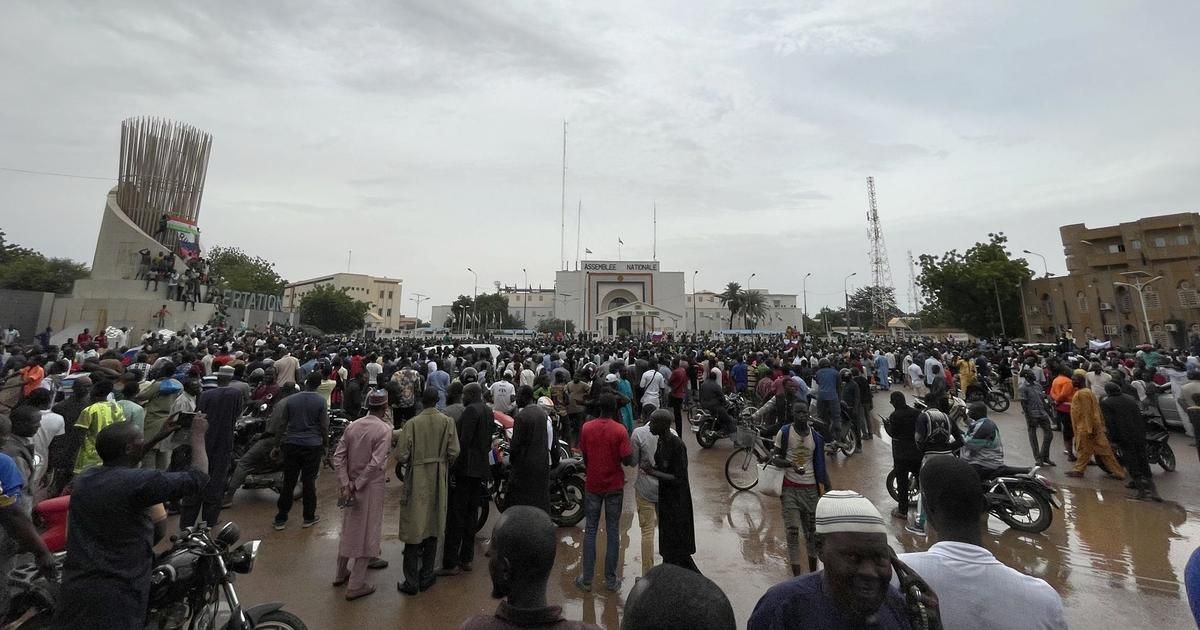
[166,215,199,235]
[177,232,199,259]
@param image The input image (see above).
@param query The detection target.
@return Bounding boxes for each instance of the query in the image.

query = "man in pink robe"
[332,389,393,600]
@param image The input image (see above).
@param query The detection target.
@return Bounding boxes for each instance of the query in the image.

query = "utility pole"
[522,268,529,331]
[560,120,567,271]
[1114,271,1163,345]
[692,270,699,335]
[844,272,857,337]
[410,292,428,325]
[992,279,1006,337]
[802,272,811,336]
[467,267,478,332]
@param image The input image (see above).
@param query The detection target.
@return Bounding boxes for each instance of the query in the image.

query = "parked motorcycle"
[809,404,861,457]
[322,409,353,471]
[689,394,757,449]
[1111,414,1175,473]
[964,375,1011,413]
[146,522,307,629]
[913,395,969,432]
[478,425,585,529]
[5,523,307,629]
[983,466,1060,533]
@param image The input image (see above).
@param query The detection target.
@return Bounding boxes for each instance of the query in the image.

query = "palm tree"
[741,290,768,330]
[718,282,743,329]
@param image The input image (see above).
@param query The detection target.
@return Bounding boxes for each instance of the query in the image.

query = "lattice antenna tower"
[907,250,921,315]
[866,176,895,328]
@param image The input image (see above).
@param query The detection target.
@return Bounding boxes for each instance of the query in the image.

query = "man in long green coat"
[396,387,459,595]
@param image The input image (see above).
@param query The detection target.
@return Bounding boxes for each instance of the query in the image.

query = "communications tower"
[907,250,921,315]
[866,176,895,329]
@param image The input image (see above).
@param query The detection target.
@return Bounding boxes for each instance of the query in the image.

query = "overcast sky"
[3,1,1198,319]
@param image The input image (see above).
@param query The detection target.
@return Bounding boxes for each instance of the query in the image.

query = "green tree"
[815,306,846,330]
[297,284,371,334]
[917,232,1031,338]
[741,290,768,329]
[206,245,287,294]
[0,229,89,293]
[847,285,903,328]
[718,282,743,328]
[537,318,576,334]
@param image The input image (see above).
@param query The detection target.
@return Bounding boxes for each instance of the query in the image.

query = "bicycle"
[724,428,776,490]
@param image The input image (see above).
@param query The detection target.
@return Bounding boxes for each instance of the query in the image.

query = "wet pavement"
[216,389,1200,628]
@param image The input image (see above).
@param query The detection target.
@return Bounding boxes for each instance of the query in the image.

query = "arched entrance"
[603,289,640,337]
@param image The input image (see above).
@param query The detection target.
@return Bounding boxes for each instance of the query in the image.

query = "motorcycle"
[1111,414,1175,473]
[145,522,307,629]
[913,395,969,432]
[227,415,295,498]
[689,394,758,449]
[983,466,1060,533]
[322,409,353,471]
[5,523,307,629]
[478,424,585,529]
[964,375,1011,413]
[809,403,861,458]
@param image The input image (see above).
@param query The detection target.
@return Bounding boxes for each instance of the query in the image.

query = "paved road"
[215,388,1198,628]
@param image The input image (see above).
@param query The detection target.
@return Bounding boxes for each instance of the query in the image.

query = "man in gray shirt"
[274,373,329,530]
[630,408,665,576]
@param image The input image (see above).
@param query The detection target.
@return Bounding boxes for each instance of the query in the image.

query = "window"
[773,300,781,307]
[1154,237,1167,248]
[538,295,544,302]
[387,308,392,317]
[1131,239,1141,250]
[1076,292,1088,312]
[1179,288,1200,308]
[388,291,393,300]
[379,290,384,298]
[1144,290,1161,310]
[1107,243,1124,254]
[1179,234,1191,246]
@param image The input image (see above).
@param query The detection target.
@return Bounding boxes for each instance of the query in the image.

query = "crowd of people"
[0,321,1198,628]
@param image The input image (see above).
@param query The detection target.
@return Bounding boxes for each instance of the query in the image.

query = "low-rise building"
[285,272,404,331]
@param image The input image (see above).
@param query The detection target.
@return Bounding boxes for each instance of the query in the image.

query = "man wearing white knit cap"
[749,490,914,629]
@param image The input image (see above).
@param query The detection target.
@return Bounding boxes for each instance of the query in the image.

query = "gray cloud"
[2,0,1198,315]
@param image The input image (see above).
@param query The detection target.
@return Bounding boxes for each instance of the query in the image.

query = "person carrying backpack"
[771,401,831,577]
[907,406,964,537]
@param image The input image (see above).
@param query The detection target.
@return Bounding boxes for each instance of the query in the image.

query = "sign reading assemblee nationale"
[582,261,661,272]
[224,290,284,312]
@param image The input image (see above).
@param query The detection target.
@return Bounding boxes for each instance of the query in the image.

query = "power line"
[0,166,114,181]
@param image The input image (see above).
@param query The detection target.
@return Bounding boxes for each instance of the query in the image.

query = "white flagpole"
[652,202,657,260]
[575,198,582,271]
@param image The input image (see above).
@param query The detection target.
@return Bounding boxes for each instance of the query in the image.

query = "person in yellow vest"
[74,380,126,473]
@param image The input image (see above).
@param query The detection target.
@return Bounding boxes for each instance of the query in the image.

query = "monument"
[49,117,292,343]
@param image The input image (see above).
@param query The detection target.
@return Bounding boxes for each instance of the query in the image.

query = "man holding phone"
[180,366,245,529]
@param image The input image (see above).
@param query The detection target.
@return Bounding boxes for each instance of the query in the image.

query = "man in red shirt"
[574,394,633,593]
[667,358,689,436]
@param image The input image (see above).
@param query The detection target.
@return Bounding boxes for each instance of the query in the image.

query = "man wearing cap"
[749,490,915,629]
[331,388,393,600]
[898,457,1065,630]
[181,364,246,528]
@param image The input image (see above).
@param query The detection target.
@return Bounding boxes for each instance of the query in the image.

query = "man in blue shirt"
[274,373,329,530]
[748,490,916,629]
[813,359,842,441]
[732,357,749,394]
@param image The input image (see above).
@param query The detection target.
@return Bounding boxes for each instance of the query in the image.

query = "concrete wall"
[0,290,54,340]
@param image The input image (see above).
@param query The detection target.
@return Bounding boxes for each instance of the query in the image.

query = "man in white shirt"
[630,409,674,575]
[639,365,665,409]
[899,456,1066,630]
[490,371,517,414]
[519,361,536,389]
[907,361,926,397]
[924,352,944,386]
[27,389,64,495]
[2,325,19,346]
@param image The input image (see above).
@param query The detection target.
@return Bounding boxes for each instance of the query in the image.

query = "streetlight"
[1113,271,1163,345]
[843,272,857,337]
[522,268,529,332]
[802,272,812,336]
[467,267,478,333]
[692,270,699,335]
[1022,249,1052,278]
[410,292,428,326]
[745,272,756,328]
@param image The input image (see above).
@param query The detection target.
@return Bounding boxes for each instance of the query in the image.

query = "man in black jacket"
[884,391,921,520]
[506,386,557,513]
[1101,381,1161,501]
[440,383,495,575]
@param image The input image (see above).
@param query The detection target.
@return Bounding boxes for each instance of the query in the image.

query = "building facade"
[285,273,404,331]
[1024,212,1200,349]
[432,260,803,336]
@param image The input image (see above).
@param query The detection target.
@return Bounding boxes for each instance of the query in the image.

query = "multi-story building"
[284,272,404,332]
[1023,212,1200,348]
[431,261,803,336]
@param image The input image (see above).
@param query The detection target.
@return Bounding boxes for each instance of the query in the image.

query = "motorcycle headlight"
[229,540,261,574]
